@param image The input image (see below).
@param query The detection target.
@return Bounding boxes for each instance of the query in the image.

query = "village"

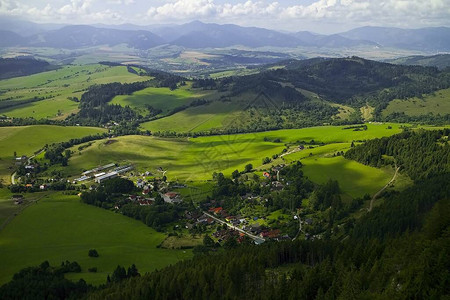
[10,145,320,247]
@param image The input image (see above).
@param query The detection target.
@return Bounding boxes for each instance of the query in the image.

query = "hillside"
[387,54,450,69]
[0,58,54,80]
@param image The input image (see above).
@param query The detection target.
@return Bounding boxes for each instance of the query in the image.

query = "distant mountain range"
[0,19,449,52]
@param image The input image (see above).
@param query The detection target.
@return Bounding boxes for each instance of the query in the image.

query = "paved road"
[202,211,265,243]
[368,165,400,212]
[10,149,45,185]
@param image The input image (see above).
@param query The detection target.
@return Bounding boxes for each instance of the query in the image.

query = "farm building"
[95,171,118,183]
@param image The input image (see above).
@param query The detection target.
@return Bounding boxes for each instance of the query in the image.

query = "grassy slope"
[110,84,216,116]
[0,193,192,286]
[382,88,450,117]
[0,64,148,119]
[0,125,105,184]
[140,101,242,132]
[60,123,403,182]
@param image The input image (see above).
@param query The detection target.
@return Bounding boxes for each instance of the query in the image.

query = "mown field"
[0,125,106,184]
[0,64,148,119]
[110,84,218,116]
[0,193,192,286]
[382,88,450,117]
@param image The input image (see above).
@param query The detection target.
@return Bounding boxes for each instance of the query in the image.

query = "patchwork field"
[382,88,450,117]
[110,84,217,116]
[0,193,191,286]
[0,125,106,184]
[0,64,149,119]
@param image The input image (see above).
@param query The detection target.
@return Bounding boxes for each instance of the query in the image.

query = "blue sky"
[0,0,449,33]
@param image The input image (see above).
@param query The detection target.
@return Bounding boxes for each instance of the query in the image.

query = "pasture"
[0,193,192,286]
[58,123,405,187]
[110,84,217,116]
[140,101,241,132]
[0,64,148,119]
[0,125,106,184]
[382,88,450,117]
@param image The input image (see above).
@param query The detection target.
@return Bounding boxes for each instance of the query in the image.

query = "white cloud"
[0,0,449,32]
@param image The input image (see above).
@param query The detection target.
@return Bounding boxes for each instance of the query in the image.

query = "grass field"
[382,88,450,117]
[0,64,148,119]
[141,101,242,132]
[0,193,192,286]
[301,156,391,198]
[110,84,217,116]
[53,123,405,186]
[0,125,106,184]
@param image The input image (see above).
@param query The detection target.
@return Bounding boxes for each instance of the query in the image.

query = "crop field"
[141,101,242,132]
[110,84,217,116]
[0,193,192,286]
[382,88,450,117]
[0,125,106,184]
[0,64,148,119]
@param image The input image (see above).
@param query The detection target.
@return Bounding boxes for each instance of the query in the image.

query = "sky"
[0,0,449,33]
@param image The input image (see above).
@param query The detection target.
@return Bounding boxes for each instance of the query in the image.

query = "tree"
[232,170,240,180]
[88,249,99,257]
[127,264,140,278]
[245,164,253,173]
[203,235,215,247]
[262,157,271,164]
[111,265,127,283]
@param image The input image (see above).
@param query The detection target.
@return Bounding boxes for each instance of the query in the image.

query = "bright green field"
[141,101,241,132]
[302,156,391,198]
[383,88,450,117]
[0,193,191,286]
[110,84,216,116]
[0,64,148,119]
[0,125,106,184]
[58,123,404,183]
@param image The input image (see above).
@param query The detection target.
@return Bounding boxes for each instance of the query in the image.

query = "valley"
[0,17,449,299]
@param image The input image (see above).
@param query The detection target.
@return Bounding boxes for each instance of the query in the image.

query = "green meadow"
[383,88,450,117]
[140,101,241,132]
[0,193,191,286]
[0,64,148,119]
[0,125,106,184]
[56,123,404,187]
[110,84,217,116]
[301,156,391,198]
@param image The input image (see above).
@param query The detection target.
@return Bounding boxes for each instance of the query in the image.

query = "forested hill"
[220,57,450,114]
[86,175,450,300]
[0,58,54,79]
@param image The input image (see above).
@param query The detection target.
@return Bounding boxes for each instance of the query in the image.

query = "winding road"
[368,165,400,212]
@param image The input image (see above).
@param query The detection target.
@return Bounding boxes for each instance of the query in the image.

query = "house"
[39,184,47,190]
[209,207,223,215]
[163,192,182,204]
[298,145,305,150]
[271,181,284,190]
[136,179,145,189]
[25,184,33,188]
[305,218,313,225]
[263,172,270,178]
